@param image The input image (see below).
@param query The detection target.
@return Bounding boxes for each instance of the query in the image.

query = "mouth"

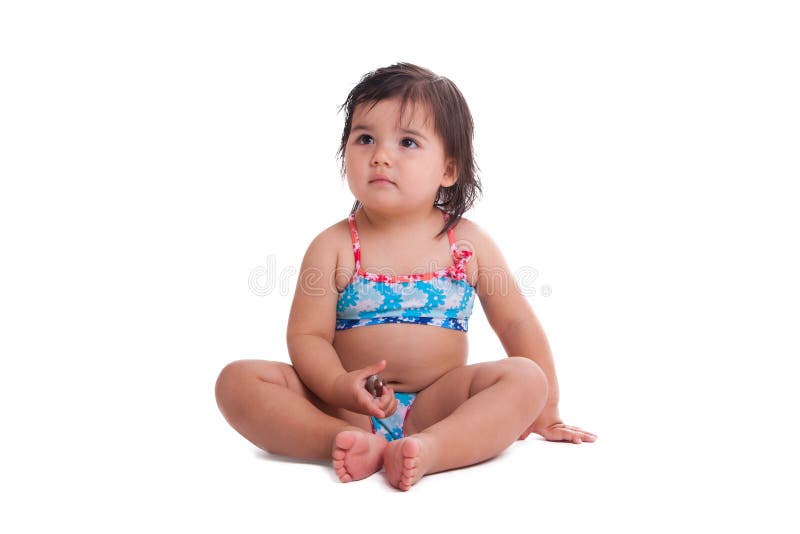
[369,175,395,185]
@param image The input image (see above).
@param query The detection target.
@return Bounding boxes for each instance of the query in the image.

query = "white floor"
[199,391,793,533]
[22,405,786,532]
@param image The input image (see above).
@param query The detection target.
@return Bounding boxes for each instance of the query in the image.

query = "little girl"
[215,62,596,491]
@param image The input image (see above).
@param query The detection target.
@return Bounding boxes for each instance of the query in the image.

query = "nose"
[371,142,391,167]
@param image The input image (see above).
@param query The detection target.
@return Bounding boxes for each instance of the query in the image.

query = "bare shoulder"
[451,215,490,241]
[451,215,514,295]
[303,217,353,292]
[450,216,501,266]
[450,216,504,288]
[453,215,532,336]
[307,217,350,250]
[286,217,352,341]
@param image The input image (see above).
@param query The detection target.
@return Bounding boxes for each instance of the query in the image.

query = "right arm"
[285,227,396,418]
[286,228,346,404]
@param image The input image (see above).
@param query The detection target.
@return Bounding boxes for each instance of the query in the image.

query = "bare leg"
[215,360,387,480]
[384,358,548,490]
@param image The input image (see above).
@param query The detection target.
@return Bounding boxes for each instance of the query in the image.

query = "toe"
[335,463,353,483]
[335,431,357,451]
[401,437,421,458]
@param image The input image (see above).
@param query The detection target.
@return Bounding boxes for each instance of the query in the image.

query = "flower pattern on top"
[336,209,476,332]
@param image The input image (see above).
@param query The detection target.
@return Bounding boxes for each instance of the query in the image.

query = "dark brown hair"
[336,62,482,237]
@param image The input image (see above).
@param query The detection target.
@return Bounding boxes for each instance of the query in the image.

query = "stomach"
[332,323,468,392]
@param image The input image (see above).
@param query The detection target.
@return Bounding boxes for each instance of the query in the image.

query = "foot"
[383,435,435,491]
[332,430,387,482]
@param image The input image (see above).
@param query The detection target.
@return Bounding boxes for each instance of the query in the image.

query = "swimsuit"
[336,208,476,441]
[371,392,417,442]
[335,208,476,332]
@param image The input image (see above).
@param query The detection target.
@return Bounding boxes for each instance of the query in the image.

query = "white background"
[2,1,798,532]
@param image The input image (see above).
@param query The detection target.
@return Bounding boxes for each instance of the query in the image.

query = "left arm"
[468,221,596,444]
[496,315,559,410]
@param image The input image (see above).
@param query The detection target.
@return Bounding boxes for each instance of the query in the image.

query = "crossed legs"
[215,357,548,490]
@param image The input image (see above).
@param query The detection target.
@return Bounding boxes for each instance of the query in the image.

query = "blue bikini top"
[335,209,476,332]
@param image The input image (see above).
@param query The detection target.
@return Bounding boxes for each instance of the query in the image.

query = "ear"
[440,158,458,187]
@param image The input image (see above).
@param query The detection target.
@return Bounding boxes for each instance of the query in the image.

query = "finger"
[563,430,584,444]
[381,391,397,415]
[547,427,579,443]
[361,360,387,378]
[563,425,597,440]
[376,385,393,406]
[378,393,391,412]
[358,390,385,418]
[372,404,386,419]
[547,428,569,441]
[564,425,596,437]
[384,397,398,417]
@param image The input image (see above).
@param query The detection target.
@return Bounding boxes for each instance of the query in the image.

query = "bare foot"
[332,430,387,483]
[383,436,435,491]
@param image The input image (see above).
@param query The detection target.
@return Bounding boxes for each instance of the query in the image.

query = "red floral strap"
[347,212,361,273]
[348,209,471,282]
[443,211,472,281]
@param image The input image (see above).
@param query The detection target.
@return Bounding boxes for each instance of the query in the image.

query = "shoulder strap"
[347,212,361,273]
[440,210,473,280]
[440,210,460,261]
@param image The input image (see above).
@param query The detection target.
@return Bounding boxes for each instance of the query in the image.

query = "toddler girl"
[215,62,596,491]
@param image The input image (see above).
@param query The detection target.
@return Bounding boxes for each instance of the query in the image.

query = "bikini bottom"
[370,391,418,442]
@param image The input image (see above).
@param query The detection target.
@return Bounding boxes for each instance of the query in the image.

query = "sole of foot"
[383,436,433,491]
[332,430,387,483]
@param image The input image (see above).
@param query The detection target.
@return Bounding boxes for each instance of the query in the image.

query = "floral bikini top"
[336,209,476,332]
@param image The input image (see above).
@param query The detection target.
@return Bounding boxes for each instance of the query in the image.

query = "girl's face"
[344,97,456,214]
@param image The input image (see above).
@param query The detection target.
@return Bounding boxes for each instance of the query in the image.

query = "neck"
[358,205,444,237]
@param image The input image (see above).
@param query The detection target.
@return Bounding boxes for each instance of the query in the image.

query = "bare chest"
[335,233,478,291]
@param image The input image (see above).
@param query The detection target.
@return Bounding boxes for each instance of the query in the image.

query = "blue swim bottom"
[370,391,418,442]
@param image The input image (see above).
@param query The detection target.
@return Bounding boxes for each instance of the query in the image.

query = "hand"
[518,407,597,444]
[329,360,398,419]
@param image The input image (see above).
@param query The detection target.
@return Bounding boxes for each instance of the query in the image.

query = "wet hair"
[336,62,482,237]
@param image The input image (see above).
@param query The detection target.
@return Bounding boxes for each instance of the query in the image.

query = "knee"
[215,360,248,414]
[214,360,287,415]
[502,357,549,410]
[504,356,547,385]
